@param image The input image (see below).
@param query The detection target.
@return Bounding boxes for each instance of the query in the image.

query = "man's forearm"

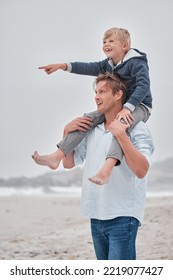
[62,129,75,169]
[116,131,149,178]
[61,117,90,169]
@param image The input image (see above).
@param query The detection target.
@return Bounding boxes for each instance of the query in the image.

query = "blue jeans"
[90,216,139,260]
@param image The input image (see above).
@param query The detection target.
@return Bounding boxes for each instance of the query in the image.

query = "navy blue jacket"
[70,48,152,110]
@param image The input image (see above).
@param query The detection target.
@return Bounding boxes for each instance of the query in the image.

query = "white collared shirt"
[74,122,154,224]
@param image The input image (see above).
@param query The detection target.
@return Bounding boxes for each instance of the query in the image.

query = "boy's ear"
[122,41,129,51]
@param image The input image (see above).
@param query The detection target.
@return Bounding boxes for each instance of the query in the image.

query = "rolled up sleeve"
[131,122,154,166]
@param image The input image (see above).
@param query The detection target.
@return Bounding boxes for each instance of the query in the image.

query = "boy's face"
[102,34,127,64]
[95,80,117,114]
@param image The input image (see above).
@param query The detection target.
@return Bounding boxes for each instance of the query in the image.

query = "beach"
[0,193,173,260]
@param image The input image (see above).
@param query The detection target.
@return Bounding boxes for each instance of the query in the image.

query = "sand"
[0,194,173,260]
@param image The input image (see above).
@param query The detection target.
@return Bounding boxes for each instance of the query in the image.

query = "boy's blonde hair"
[103,27,131,50]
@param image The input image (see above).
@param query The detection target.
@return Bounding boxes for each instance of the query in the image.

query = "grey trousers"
[57,104,150,165]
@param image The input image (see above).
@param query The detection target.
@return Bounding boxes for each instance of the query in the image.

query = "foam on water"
[0,186,172,198]
[0,186,81,197]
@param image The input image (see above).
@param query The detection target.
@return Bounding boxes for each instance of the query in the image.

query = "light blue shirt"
[74,121,154,224]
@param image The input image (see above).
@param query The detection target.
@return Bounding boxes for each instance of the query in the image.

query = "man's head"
[94,73,127,114]
[102,27,131,63]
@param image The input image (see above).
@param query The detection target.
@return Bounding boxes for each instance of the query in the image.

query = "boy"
[32,27,152,185]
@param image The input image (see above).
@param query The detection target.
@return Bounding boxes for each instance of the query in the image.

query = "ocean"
[0,186,82,197]
[0,185,172,198]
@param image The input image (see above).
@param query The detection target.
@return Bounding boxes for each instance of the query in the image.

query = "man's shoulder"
[131,121,152,137]
[135,121,147,128]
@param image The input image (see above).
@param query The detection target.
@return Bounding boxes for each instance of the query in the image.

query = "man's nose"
[95,94,99,100]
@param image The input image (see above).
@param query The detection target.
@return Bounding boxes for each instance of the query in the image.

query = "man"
[63,73,154,260]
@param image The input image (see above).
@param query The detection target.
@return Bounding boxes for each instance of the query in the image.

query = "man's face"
[95,80,117,114]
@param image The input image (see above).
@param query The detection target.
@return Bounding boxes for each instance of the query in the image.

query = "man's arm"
[62,117,92,169]
[109,119,152,178]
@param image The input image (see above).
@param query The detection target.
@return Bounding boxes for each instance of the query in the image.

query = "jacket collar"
[108,48,145,68]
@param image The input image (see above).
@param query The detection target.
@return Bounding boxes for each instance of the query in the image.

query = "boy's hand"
[38,63,67,74]
[116,108,134,125]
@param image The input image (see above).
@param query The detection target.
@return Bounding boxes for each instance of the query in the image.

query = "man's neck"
[104,106,122,130]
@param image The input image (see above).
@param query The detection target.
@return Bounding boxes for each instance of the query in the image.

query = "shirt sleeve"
[130,122,154,166]
[69,59,110,76]
[66,63,72,72]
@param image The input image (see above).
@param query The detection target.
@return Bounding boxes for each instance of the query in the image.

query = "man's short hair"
[95,73,128,104]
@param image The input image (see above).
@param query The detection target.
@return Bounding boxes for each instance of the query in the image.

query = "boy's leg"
[57,111,105,155]
[88,145,122,185]
[128,104,150,131]
[32,149,65,170]
[89,105,150,185]
[32,111,105,170]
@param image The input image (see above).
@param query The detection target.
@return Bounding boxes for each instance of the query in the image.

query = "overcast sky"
[1,0,173,179]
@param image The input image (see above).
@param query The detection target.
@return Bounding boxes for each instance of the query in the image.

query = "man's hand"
[109,119,149,178]
[63,117,93,136]
[38,63,67,74]
[109,119,130,137]
[116,108,134,125]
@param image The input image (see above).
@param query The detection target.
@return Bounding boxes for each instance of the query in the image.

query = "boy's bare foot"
[88,174,109,185]
[32,149,65,170]
[88,158,118,185]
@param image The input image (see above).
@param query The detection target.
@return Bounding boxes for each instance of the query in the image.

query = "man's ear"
[115,90,123,101]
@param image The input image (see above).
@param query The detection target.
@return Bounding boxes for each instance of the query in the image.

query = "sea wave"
[0,186,172,198]
[146,191,173,198]
[0,186,81,197]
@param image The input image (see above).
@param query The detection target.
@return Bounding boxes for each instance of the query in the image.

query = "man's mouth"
[96,102,102,108]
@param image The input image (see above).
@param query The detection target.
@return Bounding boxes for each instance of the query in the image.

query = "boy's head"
[103,27,131,49]
[102,27,131,62]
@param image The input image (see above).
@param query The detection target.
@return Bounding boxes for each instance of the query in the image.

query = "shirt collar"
[97,122,110,132]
